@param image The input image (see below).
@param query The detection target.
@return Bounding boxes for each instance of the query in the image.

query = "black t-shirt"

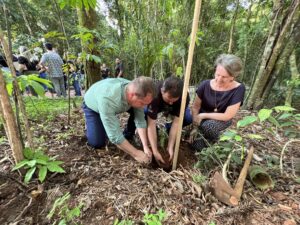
[146,81,190,120]
[115,62,124,77]
[196,79,245,113]
[101,68,110,79]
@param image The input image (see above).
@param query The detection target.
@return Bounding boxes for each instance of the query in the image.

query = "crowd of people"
[82,53,245,164]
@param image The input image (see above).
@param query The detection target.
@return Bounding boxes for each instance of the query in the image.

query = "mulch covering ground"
[0,108,299,225]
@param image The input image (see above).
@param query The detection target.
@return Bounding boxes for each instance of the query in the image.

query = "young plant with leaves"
[12,148,65,184]
[47,192,84,225]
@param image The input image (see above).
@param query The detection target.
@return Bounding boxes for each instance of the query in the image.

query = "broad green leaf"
[273,105,295,112]
[268,116,280,127]
[47,163,65,173]
[234,135,242,142]
[278,113,293,120]
[12,160,30,170]
[29,80,45,96]
[27,159,37,167]
[280,121,294,127]
[24,147,34,159]
[58,219,67,225]
[24,167,36,184]
[247,134,264,140]
[38,166,48,182]
[91,55,101,63]
[258,109,272,122]
[237,116,257,128]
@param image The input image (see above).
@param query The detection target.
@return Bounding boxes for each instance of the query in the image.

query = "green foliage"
[4,71,52,97]
[192,174,207,185]
[196,106,299,171]
[114,209,166,225]
[12,148,65,184]
[58,0,97,10]
[23,97,82,121]
[143,209,166,225]
[47,192,84,225]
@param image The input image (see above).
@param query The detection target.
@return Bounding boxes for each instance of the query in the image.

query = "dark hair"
[44,43,53,50]
[162,75,183,98]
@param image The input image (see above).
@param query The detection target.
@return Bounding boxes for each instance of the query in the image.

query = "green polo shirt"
[84,78,147,144]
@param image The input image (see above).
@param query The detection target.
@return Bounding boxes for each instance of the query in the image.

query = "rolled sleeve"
[133,108,147,128]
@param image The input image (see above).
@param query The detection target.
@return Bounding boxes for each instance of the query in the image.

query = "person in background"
[100,63,110,79]
[39,43,66,98]
[190,54,245,151]
[82,76,156,163]
[67,60,81,96]
[115,58,124,78]
[124,75,192,163]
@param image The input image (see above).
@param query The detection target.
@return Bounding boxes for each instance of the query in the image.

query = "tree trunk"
[0,31,34,149]
[77,6,101,89]
[246,0,300,109]
[0,69,24,163]
[228,0,239,53]
[16,0,33,36]
[2,1,12,53]
[285,51,299,106]
[261,22,299,104]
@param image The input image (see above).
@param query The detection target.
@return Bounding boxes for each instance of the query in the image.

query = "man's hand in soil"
[153,150,165,164]
[168,147,174,162]
[143,145,153,160]
[134,150,151,164]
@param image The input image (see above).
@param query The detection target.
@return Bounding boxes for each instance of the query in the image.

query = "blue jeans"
[72,73,81,96]
[39,72,48,91]
[124,107,193,139]
[82,102,107,148]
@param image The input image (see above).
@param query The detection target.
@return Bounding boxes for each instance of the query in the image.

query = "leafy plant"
[12,148,65,184]
[114,209,166,225]
[192,174,207,185]
[4,71,52,97]
[47,192,84,225]
[143,209,166,225]
[195,106,299,171]
[220,105,299,147]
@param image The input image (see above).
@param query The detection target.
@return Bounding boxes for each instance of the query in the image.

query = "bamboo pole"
[172,0,202,170]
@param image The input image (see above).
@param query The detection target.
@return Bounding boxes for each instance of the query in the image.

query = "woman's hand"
[193,114,203,126]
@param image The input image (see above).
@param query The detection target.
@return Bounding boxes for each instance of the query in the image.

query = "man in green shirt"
[83,76,155,163]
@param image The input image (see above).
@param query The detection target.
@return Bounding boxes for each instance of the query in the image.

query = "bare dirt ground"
[0,107,299,225]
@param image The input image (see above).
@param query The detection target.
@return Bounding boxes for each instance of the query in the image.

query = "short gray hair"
[215,54,243,78]
[131,76,156,98]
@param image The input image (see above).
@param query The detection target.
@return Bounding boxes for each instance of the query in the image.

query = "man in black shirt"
[114,58,124,78]
[124,75,192,163]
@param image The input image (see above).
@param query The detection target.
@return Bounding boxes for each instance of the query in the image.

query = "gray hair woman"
[190,54,245,151]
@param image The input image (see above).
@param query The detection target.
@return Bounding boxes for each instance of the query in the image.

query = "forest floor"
[0,99,299,225]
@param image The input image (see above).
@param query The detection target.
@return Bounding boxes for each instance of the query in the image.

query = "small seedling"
[47,192,83,225]
[12,147,65,184]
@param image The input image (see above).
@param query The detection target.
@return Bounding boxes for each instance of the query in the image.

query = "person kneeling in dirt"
[124,75,192,164]
[190,54,245,151]
[82,76,155,164]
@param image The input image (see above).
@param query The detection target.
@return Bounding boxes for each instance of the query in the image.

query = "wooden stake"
[172,0,202,170]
